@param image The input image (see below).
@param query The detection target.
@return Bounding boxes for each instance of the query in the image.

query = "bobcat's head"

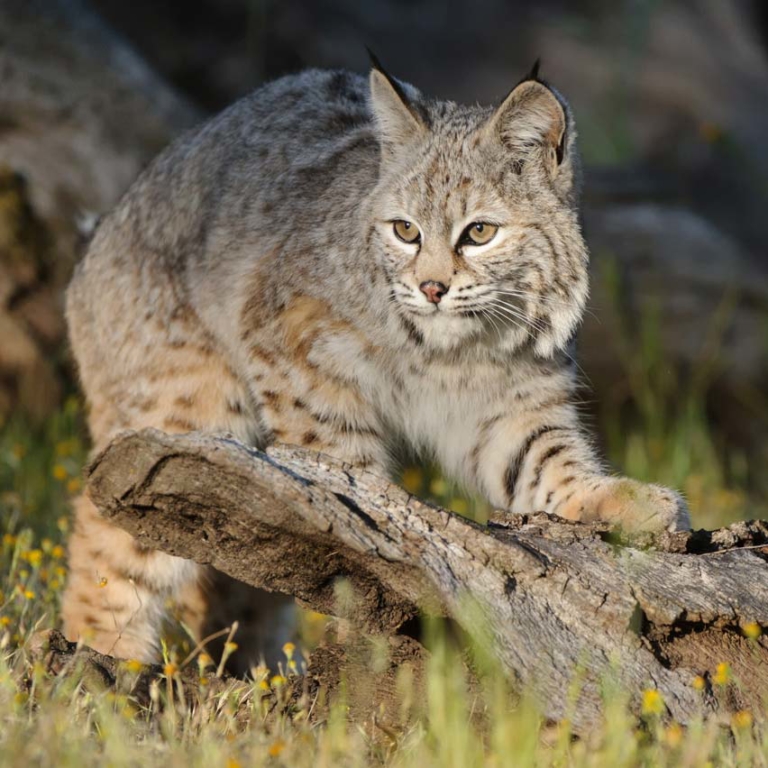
[366,60,588,358]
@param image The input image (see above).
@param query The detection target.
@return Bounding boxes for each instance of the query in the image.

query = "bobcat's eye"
[393,220,421,244]
[462,222,499,246]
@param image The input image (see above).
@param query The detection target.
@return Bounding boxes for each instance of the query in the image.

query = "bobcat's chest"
[379,354,513,461]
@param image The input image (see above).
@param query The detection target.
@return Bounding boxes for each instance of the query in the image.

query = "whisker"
[483,303,530,339]
[495,286,599,321]
[485,299,591,380]
[485,299,548,334]
[491,310,532,342]
[479,305,505,343]
[455,286,581,314]
[494,288,575,310]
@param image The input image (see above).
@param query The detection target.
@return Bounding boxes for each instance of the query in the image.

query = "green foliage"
[1,395,86,540]
[596,255,766,529]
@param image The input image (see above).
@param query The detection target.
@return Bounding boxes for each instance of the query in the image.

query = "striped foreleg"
[468,401,689,533]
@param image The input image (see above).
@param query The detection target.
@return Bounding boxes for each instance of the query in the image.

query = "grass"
[1,308,767,765]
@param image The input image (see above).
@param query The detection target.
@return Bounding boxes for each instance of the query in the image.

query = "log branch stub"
[86,429,768,729]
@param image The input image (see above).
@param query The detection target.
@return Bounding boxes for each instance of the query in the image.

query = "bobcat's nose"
[419,281,449,304]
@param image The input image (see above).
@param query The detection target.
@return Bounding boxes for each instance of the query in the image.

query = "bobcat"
[64,61,690,667]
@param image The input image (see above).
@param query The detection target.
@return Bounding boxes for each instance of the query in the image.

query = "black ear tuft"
[368,49,426,151]
[365,48,418,118]
[523,58,542,83]
[515,58,570,166]
[366,46,386,75]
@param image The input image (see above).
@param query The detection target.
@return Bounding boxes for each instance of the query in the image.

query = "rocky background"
[1,0,766,490]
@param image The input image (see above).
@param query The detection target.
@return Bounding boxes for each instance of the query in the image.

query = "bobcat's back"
[69,69,377,345]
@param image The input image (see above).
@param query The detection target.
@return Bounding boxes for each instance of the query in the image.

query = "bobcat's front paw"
[564,477,691,533]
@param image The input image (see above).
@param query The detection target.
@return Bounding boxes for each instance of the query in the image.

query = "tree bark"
[86,429,768,731]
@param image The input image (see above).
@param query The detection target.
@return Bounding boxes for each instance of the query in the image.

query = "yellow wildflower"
[401,467,423,493]
[0,617,11,627]
[66,477,82,494]
[713,662,731,686]
[24,549,42,567]
[641,688,664,716]
[23,590,35,600]
[732,710,753,730]
[51,545,65,560]
[163,662,178,678]
[226,759,242,768]
[270,674,286,687]
[282,641,296,660]
[124,659,144,674]
[57,516,69,532]
[429,477,447,496]
[224,641,238,653]
[2,534,16,547]
[743,622,762,640]
[198,652,213,670]
[98,577,108,588]
[52,464,68,481]
[268,740,286,757]
[258,679,269,691]
[41,539,53,553]
[664,722,684,748]
[449,497,468,515]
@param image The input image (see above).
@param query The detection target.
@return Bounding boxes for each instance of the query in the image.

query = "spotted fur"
[63,65,689,664]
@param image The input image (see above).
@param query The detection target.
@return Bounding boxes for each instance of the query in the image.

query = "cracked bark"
[84,428,768,731]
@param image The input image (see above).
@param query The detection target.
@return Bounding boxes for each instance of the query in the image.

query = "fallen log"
[86,428,768,730]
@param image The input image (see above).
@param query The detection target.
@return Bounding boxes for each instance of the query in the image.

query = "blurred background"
[1,0,767,544]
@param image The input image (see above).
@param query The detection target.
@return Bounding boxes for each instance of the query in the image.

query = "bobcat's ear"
[368,53,426,154]
[487,64,570,175]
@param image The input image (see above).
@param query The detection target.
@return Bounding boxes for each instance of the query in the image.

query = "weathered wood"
[86,429,768,730]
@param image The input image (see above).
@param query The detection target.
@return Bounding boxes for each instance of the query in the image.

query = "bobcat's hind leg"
[63,326,296,666]
[63,495,200,662]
